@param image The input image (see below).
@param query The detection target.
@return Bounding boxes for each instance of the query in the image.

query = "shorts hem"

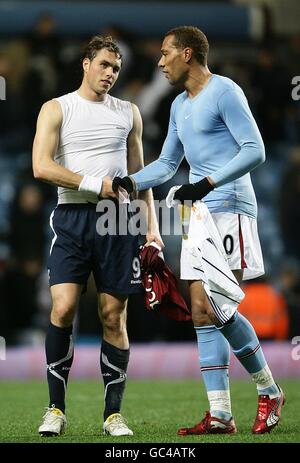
[97,286,143,295]
[49,279,87,287]
[242,269,265,281]
[180,268,265,282]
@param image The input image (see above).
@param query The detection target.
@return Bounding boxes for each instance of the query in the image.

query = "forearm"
[210,144,265,187]
[34,159,106,197]
[33,159,82,189]
[131,158,178,191]
[138,189,160,234]
[129,105,184,191]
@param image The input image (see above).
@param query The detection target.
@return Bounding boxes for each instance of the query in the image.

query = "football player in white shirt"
[33,35,163,438]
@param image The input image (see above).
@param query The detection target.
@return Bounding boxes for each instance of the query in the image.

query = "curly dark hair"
[83,35,122,62]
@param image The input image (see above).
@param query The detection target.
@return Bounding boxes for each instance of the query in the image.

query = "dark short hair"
[83,35,122,62]
[165,26,209,66]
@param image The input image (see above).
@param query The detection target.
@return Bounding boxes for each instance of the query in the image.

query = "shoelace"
[108,415,128,431]
[42,408,64,424]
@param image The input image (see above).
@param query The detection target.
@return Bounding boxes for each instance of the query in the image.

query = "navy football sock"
[100,340,129,421]
[46,322,74,413]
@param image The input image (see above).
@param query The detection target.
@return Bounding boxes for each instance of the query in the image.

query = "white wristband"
[78,175,103,196]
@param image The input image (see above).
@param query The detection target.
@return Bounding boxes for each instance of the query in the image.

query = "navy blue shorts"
[47,203,142,295]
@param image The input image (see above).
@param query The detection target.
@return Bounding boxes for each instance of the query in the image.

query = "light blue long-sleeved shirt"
[131,74,265,218]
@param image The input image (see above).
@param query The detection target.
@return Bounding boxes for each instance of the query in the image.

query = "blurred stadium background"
[0,0,300,387]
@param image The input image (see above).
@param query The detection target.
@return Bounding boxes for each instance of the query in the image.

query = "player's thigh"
[93,219,142,296]
[47,205,94,288]
[50,283,83,324]
[188,280,217,326]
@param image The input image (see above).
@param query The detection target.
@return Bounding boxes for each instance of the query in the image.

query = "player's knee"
[192,312,213,326]
[205,305,222,327]
[191,299,209,326]
[192,297,206,312]
[101,308,126,335]
[51,301,75,327]
[191,298,221,327]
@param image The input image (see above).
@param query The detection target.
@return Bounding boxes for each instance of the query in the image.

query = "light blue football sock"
[220,312,279,397]
[195,325,232,420]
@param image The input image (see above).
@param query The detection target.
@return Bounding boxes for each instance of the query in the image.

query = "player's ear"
[82,57,90,73]
[183,47,193,63]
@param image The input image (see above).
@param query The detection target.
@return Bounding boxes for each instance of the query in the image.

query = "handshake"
[112,176,214,203]
[112,176,135,194]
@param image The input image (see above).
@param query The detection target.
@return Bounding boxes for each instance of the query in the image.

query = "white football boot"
[38,407,66,436]
[103,413,133,436]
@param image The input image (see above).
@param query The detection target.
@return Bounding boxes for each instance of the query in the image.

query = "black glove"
[174,177,214,203]
[112,176,134,194]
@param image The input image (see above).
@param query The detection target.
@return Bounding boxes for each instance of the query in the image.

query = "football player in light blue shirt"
[113,26,284,435]
[130,65,265,219]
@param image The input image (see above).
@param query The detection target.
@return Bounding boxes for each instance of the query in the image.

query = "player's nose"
[104,73,113,82]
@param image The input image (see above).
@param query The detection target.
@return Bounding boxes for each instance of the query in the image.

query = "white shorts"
[181,212,264,281]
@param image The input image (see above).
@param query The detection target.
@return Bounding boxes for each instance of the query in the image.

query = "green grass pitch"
[0,379,299,443]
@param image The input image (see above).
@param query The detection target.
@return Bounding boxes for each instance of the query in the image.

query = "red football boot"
[178,411,237,435]
[252,385,285,434]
